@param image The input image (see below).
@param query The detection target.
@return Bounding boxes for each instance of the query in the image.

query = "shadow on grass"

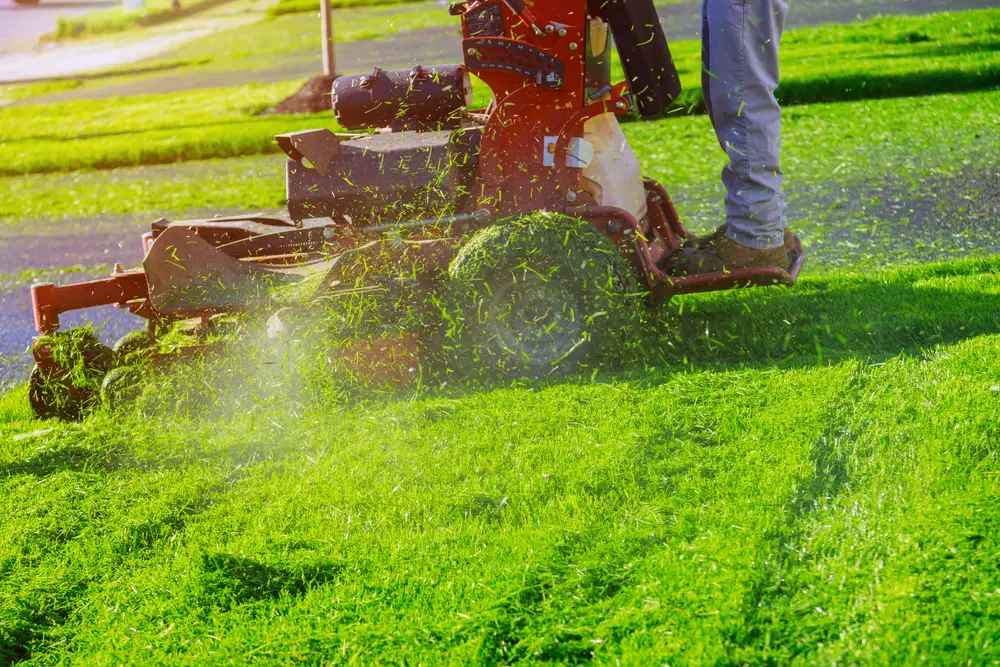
[0,444,126,479]
[0,436,279,483]
[618,257,1000,378]
[868,41,1000,60]
[195,552,344,610]
[418,258,1000,408]
[665,72,1000,115]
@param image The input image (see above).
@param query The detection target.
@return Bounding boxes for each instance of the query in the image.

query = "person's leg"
[701,0,788,251]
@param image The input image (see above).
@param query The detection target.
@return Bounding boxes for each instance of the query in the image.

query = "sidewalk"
[0,0,266,84]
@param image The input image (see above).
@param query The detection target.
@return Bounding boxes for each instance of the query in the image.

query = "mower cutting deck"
[26,0,803,419]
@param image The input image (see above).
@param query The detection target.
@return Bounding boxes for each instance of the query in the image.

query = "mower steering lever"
[501,0,545,35]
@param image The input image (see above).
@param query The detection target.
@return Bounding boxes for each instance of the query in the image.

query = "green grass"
[147,0,465,69]
[655,8,1000,112]
[2,11,999,658]
[2,86,996,277]
[0,82,304,143]
[0,82,342,175]
[2,9,996,178]
[1,256,999,663]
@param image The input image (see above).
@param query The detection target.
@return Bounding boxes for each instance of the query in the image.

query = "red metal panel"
[31,272,150,334]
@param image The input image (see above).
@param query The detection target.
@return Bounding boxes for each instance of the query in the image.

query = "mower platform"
[656,235,806,298]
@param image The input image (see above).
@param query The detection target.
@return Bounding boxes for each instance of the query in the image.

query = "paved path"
[0,29,221,83]
[0,0,269,85]
[0,0,116,56]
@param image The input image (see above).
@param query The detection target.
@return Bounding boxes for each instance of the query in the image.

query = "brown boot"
[677,229,792,275]
[683,224,729,251]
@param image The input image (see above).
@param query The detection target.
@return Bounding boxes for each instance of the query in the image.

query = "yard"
[0,3,998,664]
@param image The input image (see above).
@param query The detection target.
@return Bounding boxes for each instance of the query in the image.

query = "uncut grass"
[1,258,999,663]
[2,9,997,177]
[0,82,339,176]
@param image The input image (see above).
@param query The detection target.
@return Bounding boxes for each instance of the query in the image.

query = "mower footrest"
[657,236,806,297]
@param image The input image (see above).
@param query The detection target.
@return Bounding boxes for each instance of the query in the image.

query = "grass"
[51,0,451,42]
[0,81,308,143]
[0,82,341,175]
[1,256,999,663]
[2,86,996,275]
[2,9,996,178]
[151,7,1000,105]
[2,8,999,659]
[650,8,1000,112]
[141,0,466,70]
[267,0,436,18]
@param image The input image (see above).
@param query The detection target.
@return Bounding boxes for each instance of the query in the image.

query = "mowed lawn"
[1,257,999,664]
[2,5,1000,665]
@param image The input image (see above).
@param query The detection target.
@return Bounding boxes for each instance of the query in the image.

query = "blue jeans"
[702,0,788,250]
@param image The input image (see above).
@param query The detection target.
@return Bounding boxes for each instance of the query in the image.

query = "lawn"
[0,82,341,176]
[1,257,999,664]
[2,9,997,177]
[1,7,999,663]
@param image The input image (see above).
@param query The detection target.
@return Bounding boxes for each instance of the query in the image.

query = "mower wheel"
[101,366,144,411]
[28,365,69,421]
[112,329,155,365]
[447,213,641,378]
[29,331,113,420]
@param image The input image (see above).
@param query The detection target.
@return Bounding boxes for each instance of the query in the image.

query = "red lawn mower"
[26,0,804,419]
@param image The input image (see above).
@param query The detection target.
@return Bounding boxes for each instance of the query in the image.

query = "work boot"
[676,226,794,275]
[682,224,729,250]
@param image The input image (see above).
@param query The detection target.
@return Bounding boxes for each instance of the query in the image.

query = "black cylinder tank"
[332,65,473,131]
[589,0,682,117]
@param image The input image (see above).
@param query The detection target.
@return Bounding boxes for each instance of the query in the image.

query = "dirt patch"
[264,73,336,115]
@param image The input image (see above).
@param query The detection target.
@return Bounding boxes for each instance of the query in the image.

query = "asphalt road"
[0,0,118,55]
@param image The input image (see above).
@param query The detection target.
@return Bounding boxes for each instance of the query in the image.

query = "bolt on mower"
[25,0,804,420]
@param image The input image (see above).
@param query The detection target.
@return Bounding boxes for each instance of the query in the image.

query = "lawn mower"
[25,0,804,419]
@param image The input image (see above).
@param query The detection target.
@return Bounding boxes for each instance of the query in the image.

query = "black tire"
[29,330,112,421]
[112,329,155,365]
[446,213,641,378]
[29,365,68,421]
[101,365,143,411]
